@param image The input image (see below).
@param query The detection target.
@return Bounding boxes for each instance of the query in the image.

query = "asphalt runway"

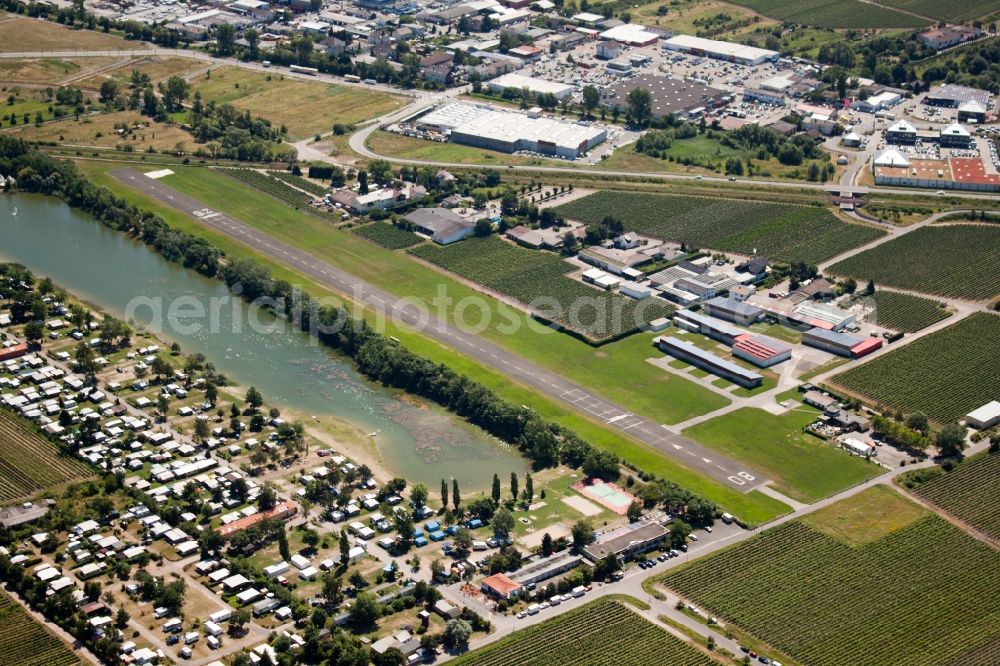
[112,167,767,492]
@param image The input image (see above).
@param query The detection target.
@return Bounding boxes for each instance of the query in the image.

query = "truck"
[526,603,540,615]
[290,64,319,75]
[344,74,361,83]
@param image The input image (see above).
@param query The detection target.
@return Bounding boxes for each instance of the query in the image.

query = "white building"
[488,73,573,100]
[966,401,1000,429]
[661,34,778,66]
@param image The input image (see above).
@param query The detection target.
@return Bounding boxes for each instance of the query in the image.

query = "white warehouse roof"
[662,34,778,63]
[489,73,573,98]
[874,148,910,167]
[598,23,660,45]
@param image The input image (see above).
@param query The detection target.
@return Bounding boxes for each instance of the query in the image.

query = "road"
[110,167,772,494]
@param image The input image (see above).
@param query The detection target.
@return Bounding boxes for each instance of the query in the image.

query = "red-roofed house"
[217,502,298,538]
[481,573,522,599]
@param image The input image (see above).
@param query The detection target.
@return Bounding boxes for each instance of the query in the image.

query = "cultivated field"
[724,0,928,28]
[0,56,112,84]
[553,192,883,264]
[661,486,1000,666]
[189,67,405,140]
[73,56,205,90]
[0,592,81,666]
[267,170,329,196]
[874,0,1000,22]
[913,452,1000,541]
[216,168,344,224]
[863,291,951,332]
[0,410,92,504]
[449,598,718,666]
[353,222,422,249]
[411,237,674,342]
[0,14,138,51]
[830,312,1000,424]
[827,225,1000,301]
[7,110,190,152]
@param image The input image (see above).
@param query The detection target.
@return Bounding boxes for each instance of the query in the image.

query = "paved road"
[111,167,768,493]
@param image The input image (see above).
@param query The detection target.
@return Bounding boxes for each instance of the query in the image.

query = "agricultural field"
[188,67,405,140]
[0,591,81,666]
[830,312,1000,424]
[724,0,929,28]
[554,192,884,264]
[661,486,1000,666]
[267,170,329,197]
[0,57,112,85]
[366,130,565,168]
[7,110,190,152]
[0,410,92,504]
[449,598,719,666]
[353,222,422,249]
[411,237,674,342]
[827,225,1000,301]
[912,452,1000,541]
[863,291,951,332]
[216,168,344,224]
[0,13,139,51]
[873,0,1000,22]
[682,406,876,503]
[72,56,205,91]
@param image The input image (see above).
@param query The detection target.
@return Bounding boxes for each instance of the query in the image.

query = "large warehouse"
[488,73,574,100]
[602,74,729,119]
[661,34,778,66]
[732,334,791,368]
[655,336,763,388]
[802,328,882,359]
[417,103,607,158]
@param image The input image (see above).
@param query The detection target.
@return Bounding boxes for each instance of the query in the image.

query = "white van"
[526,603,540,615]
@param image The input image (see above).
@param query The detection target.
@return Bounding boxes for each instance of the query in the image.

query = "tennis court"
[572,480,637,515]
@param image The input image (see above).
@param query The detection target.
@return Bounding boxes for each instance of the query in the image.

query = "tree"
[626,500,643,523]
[593,554,620,581]
[395,482,424,514]
[373,648,406,666]
[905,412,929,434]
[215,23,236,56]
[474,218,493,237]
[115,607,130,629]
[348,591,381,629]
[340,529,350,563]
[443,618,473,650]
[491,473,501,505]
[865,279,875,296]
[936,423,967,459]
[571,519,595,549]
[229,609,250,636]
[452,526,473,558]
[441,478,449,509]
[582,85,600,118]
[358,170,369,195]
[278,530,291,561]
[523,473,533,504]
[582,450,619,481]
[626,87,652,125]
[452,478,461,510]
[99,79,119,104]
[431,558,446,580]
[669,519,692,548]
[541,532,553,557]
[491,507,514,539]
[393,507,414,545]
[24,320,44,345]
[258,486,277,512]
[509,472,519,502]
[245,386,263,411]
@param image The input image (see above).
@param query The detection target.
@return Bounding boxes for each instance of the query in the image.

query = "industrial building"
[924,84,991,109]
[966,401,1000,429]
[872,151,1000,193]
[661,34,778,65]
[582,522,668,563]
[853,91,901,113]
[672,310,745,345]
[885,119,917,145]
[488,73,574,100]
[802,328,882,359]
[598,23,661,46]
[509,552,584,586]
[602,74,729,119]
[731,334,791,368]
[957,100,988,124]
[655,336,763,388]
[404,208,474,244]
[938,123,973,148]
[417,103,606,159]
[703,297,764,326]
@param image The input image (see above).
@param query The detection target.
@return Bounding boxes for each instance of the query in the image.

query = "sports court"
[572,479,638,515]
